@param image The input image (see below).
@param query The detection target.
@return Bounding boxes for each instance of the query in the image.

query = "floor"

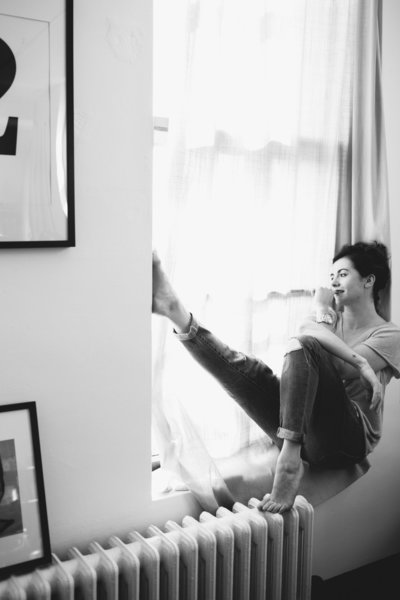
[311,552,400,600]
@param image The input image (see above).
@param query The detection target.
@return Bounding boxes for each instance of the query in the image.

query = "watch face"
[317,312,334,324]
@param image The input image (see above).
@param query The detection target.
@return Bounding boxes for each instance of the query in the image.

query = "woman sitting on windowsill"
[152,242,400,514]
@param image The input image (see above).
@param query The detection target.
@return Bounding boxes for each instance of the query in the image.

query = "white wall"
[312,0,400,579]
[0,0,200,556]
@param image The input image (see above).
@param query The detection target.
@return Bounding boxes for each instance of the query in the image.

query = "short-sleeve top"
[334,314,400,453]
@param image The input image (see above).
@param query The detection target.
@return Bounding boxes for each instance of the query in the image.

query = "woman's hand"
[358,360,383,411]
[314,286,335,308]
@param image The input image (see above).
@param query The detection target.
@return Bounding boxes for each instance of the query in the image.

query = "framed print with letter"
[0,0,75,247]
[0,402,51,578]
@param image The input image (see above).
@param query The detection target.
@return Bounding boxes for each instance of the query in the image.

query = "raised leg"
[152,251,282,443]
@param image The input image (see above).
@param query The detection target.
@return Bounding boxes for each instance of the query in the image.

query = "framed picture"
[0,402,51,578]
[0,0,75,247]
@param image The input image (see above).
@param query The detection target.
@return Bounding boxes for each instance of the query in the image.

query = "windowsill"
[151,468,202,523]
[152,486,193,502]
[151,465,190,500]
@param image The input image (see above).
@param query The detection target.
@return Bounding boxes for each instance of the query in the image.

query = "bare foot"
[259,442,304,514]
[152,252,192,331]
[152,251,179,317]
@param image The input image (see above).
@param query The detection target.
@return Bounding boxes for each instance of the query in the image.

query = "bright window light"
[152,0,352,466]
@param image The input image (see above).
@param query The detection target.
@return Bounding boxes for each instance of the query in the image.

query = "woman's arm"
[298,319,367,370]
[297,320,383,410]
[301,286,387,371]
[300,286,388,372]
[296,287,384,409]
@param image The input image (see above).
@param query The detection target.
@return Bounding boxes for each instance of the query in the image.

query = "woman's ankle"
[278,440,302,465]
[171,304,192,333]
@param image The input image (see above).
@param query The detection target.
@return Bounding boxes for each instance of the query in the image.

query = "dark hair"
[333,241,391,308]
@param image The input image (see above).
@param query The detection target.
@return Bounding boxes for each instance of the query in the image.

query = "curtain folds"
[335,0,390,319]
[152,0,389,511]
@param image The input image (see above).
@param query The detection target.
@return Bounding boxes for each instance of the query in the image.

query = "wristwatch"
[316,311,336,325]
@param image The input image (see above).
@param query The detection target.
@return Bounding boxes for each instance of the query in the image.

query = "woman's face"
[330,257,371,308]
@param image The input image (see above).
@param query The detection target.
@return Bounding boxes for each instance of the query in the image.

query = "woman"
[152,242,400,513]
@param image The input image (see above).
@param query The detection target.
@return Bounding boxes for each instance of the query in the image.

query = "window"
[152,0,357,473]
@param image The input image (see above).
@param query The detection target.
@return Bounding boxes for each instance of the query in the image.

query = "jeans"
[175,317,367,468]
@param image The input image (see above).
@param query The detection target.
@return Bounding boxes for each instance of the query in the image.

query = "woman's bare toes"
[259,454,304,514]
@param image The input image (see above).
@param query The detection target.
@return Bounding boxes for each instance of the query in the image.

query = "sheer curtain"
[152,0,389,511]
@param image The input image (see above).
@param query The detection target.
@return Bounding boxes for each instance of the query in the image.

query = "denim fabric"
[280,335,366,467]
[175,317,367,469]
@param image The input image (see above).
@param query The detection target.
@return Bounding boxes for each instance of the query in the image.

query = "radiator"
[0,495,313,600]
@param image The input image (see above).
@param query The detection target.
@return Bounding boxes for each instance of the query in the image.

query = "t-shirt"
[334,315,400,453]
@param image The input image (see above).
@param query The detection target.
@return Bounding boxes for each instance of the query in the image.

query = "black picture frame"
[0,0,75,248]
[0,402,51,579]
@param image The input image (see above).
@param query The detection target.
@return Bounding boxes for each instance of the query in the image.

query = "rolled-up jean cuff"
[173,313,199,341]
[277,427,304,444]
